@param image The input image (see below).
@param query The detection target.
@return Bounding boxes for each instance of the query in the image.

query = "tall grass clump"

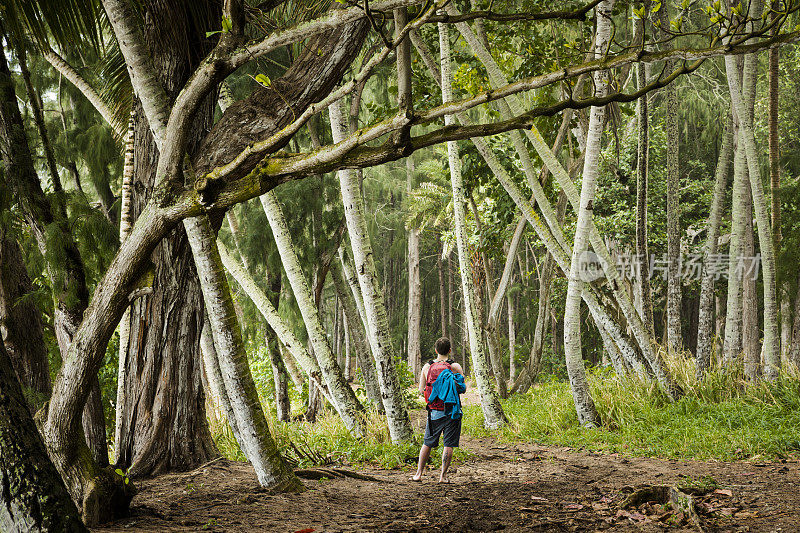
[463,353,800,461]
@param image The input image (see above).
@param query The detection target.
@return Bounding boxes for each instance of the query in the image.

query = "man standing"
[412,338,466,483]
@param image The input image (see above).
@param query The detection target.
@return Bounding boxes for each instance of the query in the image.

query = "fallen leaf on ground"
[563,503,584,510]
[714,489,733,497]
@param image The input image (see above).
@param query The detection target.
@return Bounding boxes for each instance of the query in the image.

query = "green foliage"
[463,362,800,461]
[210,404,470,470]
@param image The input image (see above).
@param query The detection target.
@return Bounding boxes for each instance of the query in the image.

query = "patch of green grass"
[463,361,800,461]
[209,404,471,470]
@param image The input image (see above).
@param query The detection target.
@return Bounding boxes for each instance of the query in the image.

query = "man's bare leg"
[439,446,454,483]
[413,444,432,481]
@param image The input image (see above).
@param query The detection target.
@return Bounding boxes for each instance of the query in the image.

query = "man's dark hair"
[435,337,451,356]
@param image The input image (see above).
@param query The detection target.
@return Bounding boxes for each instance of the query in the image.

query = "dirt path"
[94,409,800,532]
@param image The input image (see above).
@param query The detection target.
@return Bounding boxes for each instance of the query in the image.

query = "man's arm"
[418,363,430,396]
[451,363,466,394]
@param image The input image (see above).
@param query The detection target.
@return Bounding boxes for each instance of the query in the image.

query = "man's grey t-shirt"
[430,408,447,420]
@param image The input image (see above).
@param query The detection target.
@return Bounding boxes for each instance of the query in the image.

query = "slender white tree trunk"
[259,191,365,433]
[199,315,239,439]
[507,293,516,382]
[696,118,733,375]
[329,259,384,410]
[725,51,780,378]
[724,133,747,363]
[438,19,506,428]
[562,0,615,427]
[330,100,413,441]
[343,314,351,380]
[634,15,654,334]
[114,111,135,461]
[184,215,302,491]
[406,156,422,379]
[339,248,370,336]
[656,6,683,354]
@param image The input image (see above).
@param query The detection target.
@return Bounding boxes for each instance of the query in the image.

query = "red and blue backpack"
[424,359,454,411]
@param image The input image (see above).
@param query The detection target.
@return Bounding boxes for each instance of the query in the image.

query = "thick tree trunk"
[260,191,364,435]
[562,0,614,427]
[696,119,733,375]
[330,99,413,440]
[0,340,88,533]
[0,233,50,412]
[114,0,217,477]
[438,19,506,429]
[185,215,302,491]
[0,38,109,472]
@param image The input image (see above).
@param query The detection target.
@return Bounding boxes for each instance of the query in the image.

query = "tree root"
[294,467,380,481]
[621,484,702,531]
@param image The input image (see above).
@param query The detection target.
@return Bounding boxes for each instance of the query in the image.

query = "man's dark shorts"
[423,411,462,448]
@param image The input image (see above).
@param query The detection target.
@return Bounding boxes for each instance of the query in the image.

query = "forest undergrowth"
[463,354,800,461]
[210,351,800,472]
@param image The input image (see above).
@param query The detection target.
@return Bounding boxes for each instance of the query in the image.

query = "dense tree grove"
[1,0,800,528]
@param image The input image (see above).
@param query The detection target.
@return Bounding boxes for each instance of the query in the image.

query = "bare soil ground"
[94,410,800,532]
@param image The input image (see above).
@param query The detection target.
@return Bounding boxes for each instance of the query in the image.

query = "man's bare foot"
[438,477,450,484]
[411,474,423,482]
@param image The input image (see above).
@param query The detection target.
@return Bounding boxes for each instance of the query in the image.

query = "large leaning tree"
[4,0,799,525]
